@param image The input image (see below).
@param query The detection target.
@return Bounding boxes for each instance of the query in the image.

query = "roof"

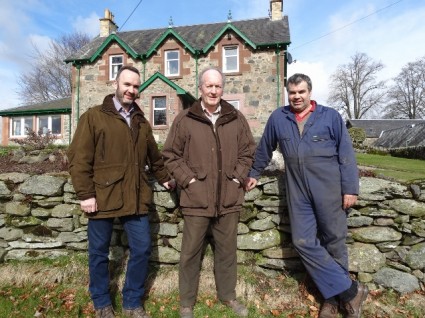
[373,123,425,148]
[346,119,425,138]
[66,17,290,63]
[0,97,71,116]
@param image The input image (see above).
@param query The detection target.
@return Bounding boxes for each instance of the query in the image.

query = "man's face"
[199,70,223,109]
[287,81,312,113]
[114,69,141,109]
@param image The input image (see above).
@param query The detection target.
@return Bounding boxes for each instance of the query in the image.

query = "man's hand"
[343,194,357,210]
[244,177,257,191]
[163,179,176,190]
[81,197,98,213]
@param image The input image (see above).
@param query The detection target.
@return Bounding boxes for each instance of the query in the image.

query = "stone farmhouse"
[65,0,291,142]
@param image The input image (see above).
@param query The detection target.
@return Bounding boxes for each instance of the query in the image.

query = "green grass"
[356,153,425,182]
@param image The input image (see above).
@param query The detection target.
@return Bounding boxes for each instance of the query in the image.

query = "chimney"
[99,9,118,37]
[270,0,283,21]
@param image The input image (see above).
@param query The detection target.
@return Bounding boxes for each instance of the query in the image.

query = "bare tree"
[17,32,91,104]
[328,52,386,119]
[384,56,425,119]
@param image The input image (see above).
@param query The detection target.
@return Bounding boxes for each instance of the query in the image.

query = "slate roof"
[373,123,425,148]
[346,119,425,138]
[0,98,71,116]
[66,17,290,62]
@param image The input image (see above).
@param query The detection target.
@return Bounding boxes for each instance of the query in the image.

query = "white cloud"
[72,12,101,37]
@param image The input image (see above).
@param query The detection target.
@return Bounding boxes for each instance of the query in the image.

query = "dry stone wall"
[0,171,425,294]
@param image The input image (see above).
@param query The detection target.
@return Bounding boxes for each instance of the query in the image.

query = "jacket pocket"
[180,169,208,208]
[93,169,125,211]
[222,170,244,208]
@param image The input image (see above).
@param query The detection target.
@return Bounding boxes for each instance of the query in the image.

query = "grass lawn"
[356,153,425,183]
[1,254,425,317]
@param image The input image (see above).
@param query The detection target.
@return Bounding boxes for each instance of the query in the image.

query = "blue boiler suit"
[249,103,359,299]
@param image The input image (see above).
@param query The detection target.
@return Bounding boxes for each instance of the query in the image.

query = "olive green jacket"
[68,94,169,219]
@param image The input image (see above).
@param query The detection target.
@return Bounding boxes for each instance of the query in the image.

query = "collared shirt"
[293,100,316,134]
[201,102,221,127]
[113,96,133,127]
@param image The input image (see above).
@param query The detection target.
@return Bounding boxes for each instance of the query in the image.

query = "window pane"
[38,116,49,134]
[110,55,123,80]
[226,57,237,71]
[168,60,179,75]
[111,56,123,64]
[12,118,22,136]
[24,117,33,134]
[51,115,62,134]
[166,51,178,59]
[153,97,167,126]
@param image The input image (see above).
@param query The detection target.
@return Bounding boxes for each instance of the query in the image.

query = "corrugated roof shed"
[373,123,425,148]
[347,119,425,138]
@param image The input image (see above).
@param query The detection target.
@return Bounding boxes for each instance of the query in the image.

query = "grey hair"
[198,66,225,89]
[287,73,312,92]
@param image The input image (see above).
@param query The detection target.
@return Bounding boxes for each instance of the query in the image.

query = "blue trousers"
[88,215,151,309]
[289,191,352,299]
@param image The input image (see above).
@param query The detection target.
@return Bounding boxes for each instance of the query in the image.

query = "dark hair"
[287,73,312,91]
[116,65,140,80]
[198,66,225,89]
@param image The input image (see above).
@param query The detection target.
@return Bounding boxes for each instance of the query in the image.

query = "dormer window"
[223,46,239,73]
[109,55,123,80]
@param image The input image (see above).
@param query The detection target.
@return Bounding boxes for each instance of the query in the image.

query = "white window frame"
[152,96,167,127]
[165,50,180,76]
[223,46,239,73]
[109,55,123,80]
[37,115,62,135]
[10,117,33,137]
[227,100,240,110]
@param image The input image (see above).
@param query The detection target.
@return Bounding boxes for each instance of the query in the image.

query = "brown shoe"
[122,307,150,318]
[95,305,115,318]
[344,283,369,318]
[180,306,194,318]
[319,302,339,318]
[222,299,249,317]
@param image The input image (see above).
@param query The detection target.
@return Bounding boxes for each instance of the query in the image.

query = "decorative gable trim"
[139,72,196,100]
[203,23,256,53]
[146,29,196,58]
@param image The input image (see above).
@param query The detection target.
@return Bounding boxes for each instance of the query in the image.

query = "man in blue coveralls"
[244,73,368,318]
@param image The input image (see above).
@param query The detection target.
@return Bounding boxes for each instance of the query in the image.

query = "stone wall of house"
[1,172,424,294]
[72,41,284,142]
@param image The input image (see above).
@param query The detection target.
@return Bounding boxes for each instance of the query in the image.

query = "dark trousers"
[88,215,151,310]
[179,213,239,307]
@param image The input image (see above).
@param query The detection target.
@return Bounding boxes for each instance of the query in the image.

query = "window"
[37,115,62,135]
[109,55,123,80]
[227,100,240,110]
[11,117,33,137]
[165,50,179,76]
[153,97,167,126]
[223,46,239,73]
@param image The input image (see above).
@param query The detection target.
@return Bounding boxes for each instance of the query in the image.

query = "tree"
[384,56,425,119]
[327,52,386,119]
[17,32,91,105]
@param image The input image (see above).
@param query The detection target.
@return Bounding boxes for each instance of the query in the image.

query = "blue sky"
[0,0,424,111]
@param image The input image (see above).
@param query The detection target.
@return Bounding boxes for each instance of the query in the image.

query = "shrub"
[348,127,366,147]
[10,129,57,152]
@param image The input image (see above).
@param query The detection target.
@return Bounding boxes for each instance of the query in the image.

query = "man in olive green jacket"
[162,67,256,318]
[68,66,174,318]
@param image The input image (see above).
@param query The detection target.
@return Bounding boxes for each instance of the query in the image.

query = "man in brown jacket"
[162,67,256,318]
[68,65,174,318]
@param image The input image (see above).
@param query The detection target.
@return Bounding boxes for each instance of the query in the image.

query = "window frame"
[227,100,240,110]
[164,50,180,77]
[222,45,239,73]
[152,96,167,127]
[109,54,123,80]
[10,117,33,137]
[37,115,62,135]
